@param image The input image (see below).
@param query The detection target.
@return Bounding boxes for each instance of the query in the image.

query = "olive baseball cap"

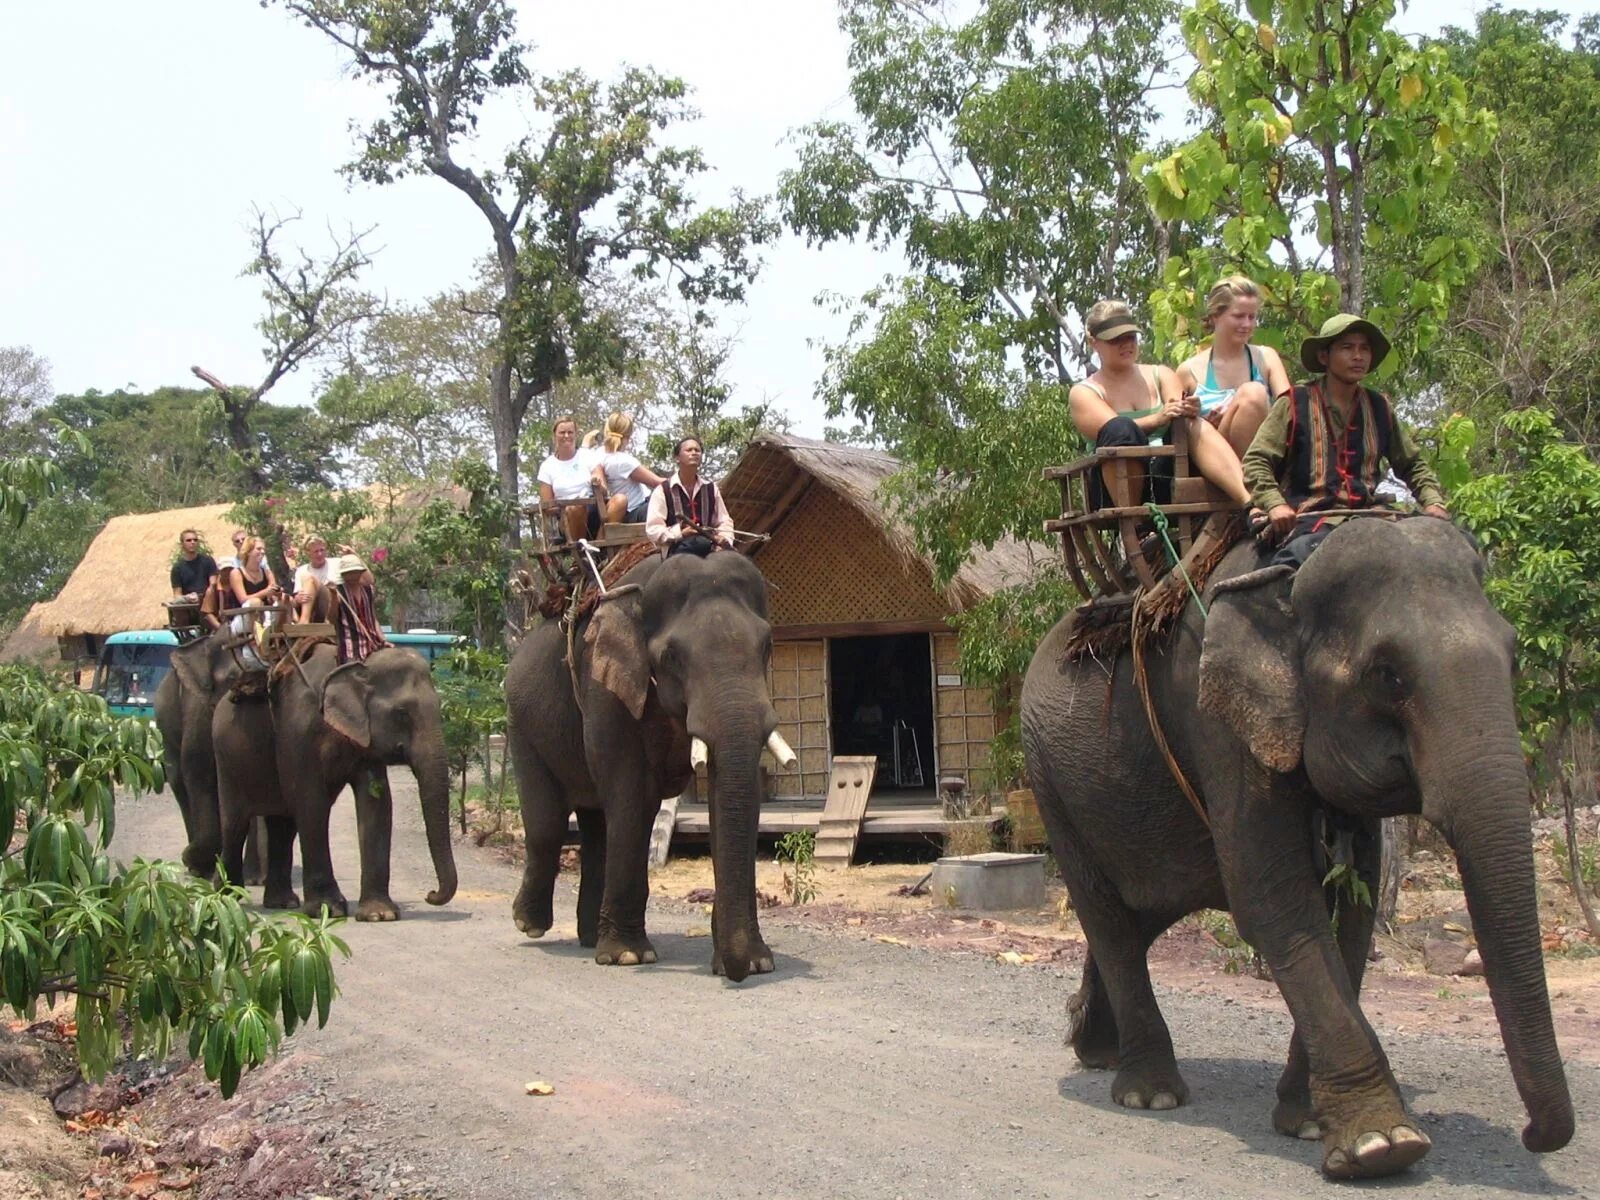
[1300,313,1392,374]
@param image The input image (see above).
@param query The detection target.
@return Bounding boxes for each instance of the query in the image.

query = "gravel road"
[109,781,1599,1200]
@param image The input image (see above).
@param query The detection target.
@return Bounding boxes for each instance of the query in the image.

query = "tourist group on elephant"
[152,284,1573,1182]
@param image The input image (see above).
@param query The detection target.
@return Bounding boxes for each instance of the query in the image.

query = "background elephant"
[155,631,266,882]
[505,550,790,981]
[1021,517,1573,1179]
[212,643,457,920]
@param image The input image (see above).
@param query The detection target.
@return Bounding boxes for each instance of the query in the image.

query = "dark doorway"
[829,633,935,791]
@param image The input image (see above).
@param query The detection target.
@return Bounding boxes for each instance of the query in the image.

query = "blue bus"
[92,629,180,719]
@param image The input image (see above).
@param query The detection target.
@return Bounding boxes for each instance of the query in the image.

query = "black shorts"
[1088,415,1173,510]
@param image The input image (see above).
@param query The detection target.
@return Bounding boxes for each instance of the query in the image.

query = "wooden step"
[812,756,878,868]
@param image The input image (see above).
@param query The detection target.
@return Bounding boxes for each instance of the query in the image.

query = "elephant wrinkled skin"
[505,551,780,981]
[1021,517,1573,1179]
[211,643,458,920]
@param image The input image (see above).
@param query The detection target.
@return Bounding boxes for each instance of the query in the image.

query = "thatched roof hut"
[0,602,59,666]
[716,433,1049,809]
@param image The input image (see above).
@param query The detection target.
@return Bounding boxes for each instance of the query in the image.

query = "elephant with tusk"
[1021,517,1574,1180]
[506,550,783,980]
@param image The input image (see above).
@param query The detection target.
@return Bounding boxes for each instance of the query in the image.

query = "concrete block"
[929,851,1048,911]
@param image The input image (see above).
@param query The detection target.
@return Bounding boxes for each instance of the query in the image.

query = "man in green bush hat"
[1242,312,1449,566]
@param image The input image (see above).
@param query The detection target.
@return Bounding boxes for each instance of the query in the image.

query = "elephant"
[1020,516,1573,1179]
[505,549,793,981]
[211,643,458,920]
[155,632,267,883]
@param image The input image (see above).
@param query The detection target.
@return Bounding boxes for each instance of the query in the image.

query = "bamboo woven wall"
[756,488,949,628]
[766,639,829,800]
[932,632,1004,797]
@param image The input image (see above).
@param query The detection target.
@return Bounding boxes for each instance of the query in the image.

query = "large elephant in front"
[506,550,791,981]
[1021,517,1573,1179]
[211,643,458,920]
[155,632,266,882]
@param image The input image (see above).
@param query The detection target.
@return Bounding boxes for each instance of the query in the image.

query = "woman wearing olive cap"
[1067,299,1252,511]
[1242,313,1449,567]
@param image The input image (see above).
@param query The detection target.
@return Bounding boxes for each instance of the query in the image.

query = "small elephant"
[156,632,268,883]
[506,550,790,980]
[212,643,457,920]
[1021,517,1573,1178]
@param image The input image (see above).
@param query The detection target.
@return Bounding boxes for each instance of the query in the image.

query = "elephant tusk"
[766,730,798,768]
[690,737,709,770]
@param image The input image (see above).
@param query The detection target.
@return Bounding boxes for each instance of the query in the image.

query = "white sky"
[2,1,1592,437]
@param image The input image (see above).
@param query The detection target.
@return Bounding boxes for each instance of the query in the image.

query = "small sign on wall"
[936,673,962,688]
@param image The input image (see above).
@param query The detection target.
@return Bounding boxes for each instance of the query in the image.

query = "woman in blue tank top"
[1176,275,1291,457]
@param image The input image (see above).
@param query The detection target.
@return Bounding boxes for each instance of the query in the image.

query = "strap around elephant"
[1130,594,1211,830]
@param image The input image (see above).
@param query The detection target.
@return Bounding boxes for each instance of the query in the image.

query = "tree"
[1142,0,1494,369]
[272,0,775,528]
[319,279,498,488]
[0,447,346,1096]
[781,0,1179,572]
[1449,408,1600,939]
[1421,9,1600,443]
[0,346,52,444]
[192,209,377,499]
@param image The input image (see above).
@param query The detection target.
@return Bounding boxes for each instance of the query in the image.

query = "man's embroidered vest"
[1285,383,1397,513]
[665,479,718,529]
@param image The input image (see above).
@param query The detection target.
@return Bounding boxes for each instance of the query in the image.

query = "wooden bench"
[1043,421,1238,599]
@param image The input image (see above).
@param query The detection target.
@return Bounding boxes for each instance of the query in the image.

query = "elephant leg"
[352,767,400,922]
[297,782,349,919]
[512,751,567,939]
[1066,952,1121,1070]
[1274,815,1384,1143]
[260,815,299,910]
[575,807,606,949]
[1217,786,1424,1179]
[593,786,656,967]
[242,817,268,887]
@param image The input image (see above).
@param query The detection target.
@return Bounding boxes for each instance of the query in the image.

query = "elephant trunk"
[409,713,458,907]
[696,694,769,983]
[1425,742,1573,1153]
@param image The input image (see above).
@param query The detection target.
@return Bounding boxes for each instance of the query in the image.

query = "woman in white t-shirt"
[591,411,666,525]
[536,416,602,543]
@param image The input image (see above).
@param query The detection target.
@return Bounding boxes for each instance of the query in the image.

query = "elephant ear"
[321,662,373,750]
[1198,568,1304,773]
[583,597,649,720]
[172,641,218,695]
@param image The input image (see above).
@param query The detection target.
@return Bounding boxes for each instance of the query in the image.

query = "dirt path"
[108,784,1600,1200]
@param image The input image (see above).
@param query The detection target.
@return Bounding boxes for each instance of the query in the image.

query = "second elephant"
[212,643,458,920]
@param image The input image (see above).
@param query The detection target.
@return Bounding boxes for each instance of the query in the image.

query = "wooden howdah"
[1043,420,1239,602]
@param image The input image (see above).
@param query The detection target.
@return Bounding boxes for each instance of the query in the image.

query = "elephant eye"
[1371,663,1405,701]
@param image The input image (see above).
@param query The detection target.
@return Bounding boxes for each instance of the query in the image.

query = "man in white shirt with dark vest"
[645,436,734,557]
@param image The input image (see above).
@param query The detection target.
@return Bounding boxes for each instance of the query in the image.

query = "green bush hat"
[1300,313,1392,374]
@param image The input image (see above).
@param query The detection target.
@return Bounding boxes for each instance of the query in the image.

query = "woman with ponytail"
[590,411,667,525]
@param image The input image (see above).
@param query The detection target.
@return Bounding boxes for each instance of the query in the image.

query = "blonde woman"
[1176,275,1291,456]
[1068,299,1250,510]
[227,537,281,664]
[591,412,667,525]
[536,416,602,543]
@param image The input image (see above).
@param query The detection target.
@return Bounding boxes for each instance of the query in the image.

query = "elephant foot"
[243,866,267,888]
[1111,1061,1190,1112]
[262,889,301,911]
[594,933,657,966]
[355,897,401,922]
[513,889,554,939]
[711,940,776,978]
[302,894,348,919]
[1273,1096,1321,1141]
[1066,988,1120,1070]
[1321,1123,1431,1179]
[577,927,598,949]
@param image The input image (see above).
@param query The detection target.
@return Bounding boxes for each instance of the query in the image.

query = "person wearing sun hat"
[1242,312,1449,567]
[332,552,389,664]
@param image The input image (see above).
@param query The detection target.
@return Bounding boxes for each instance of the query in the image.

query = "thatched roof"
[0,602,59,664]
[720,432,1046,611]
[35,502,239,637]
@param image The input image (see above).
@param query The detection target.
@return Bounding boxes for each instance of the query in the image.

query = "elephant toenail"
[1297,1121,1320,1141]
[756,956,775,973]
[1150,1093,1178,1111]
[1324,1149,1350,1176]
[1122,1093,1147,1109]
[642,949,658,964]
[1353,1132,1391,1163]
[617,950,640,965]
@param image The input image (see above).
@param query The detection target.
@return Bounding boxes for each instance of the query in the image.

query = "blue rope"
[1146,502,1207,618]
